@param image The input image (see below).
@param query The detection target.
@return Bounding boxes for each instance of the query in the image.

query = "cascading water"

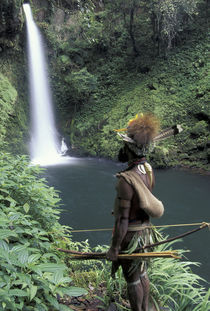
[23,3,68,166]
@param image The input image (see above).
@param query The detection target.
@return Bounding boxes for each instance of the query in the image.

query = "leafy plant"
[0,74,17,142]
[67,235,209,310]
[148,239,208,310]
[0,153,87,310]
[71,29,209,169]
[64,68,98,102]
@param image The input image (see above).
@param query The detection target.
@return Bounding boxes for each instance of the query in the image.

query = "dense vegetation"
[0,0,209,169]
[0,153,209,310]
[0,1,209,309]
[68,235,210,310]
[0,152,87,310]
[0,74,17,142]
[70,35,209,170]
[42,0,209,170]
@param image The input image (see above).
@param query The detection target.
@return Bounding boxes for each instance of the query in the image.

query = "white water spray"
[23,3,68,165]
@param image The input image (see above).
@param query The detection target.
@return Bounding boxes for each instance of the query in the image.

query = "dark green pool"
[43,157,210,284]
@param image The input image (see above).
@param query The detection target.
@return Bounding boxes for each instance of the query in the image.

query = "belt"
[127,223,149,232]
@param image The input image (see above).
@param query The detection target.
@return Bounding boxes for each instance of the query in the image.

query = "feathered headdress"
[115,113,182,156]
[127,113,160,146]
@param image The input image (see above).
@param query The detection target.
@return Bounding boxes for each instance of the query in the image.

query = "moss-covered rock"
[0,73,17,141]
[0,53,29,155]
[0,0,23,51]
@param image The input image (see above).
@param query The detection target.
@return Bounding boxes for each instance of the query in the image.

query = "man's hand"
[106,246,119,261]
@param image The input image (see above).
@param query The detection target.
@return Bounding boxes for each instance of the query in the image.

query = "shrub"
[0,152,87,311]
[190,121,208,138]
[0,74,17,143]
[148,239,209,310]
[64,68,98,101]
[68,237,209,310]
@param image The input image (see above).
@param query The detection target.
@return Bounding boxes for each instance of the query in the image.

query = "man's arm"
[106,177,133,261]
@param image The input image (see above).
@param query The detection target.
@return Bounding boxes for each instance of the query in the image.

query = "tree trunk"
[129,7,139,56]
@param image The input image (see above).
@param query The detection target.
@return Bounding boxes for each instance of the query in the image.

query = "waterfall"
[23,3,68,165]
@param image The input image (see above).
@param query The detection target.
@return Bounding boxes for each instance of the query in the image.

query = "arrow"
[57,249,181,260]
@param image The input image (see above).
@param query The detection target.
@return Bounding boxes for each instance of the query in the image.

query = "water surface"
[43,158,210,284]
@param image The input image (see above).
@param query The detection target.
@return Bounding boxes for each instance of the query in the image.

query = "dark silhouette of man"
[107,113,164,311]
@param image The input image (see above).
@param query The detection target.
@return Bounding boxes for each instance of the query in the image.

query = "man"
[107,113,164,311]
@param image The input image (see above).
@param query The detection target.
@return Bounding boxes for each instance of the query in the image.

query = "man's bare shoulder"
[117,174,133,200]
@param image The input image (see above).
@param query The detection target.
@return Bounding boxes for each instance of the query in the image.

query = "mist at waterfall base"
[23,3,69,166]
[43,158,210,284]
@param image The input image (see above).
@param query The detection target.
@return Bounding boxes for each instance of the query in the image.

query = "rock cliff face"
[0,0,68,154]
[0,0,78,58]
[0,2,28,153]
[0,1,51,153]
[0,0,23,50]
[0,0,72,49]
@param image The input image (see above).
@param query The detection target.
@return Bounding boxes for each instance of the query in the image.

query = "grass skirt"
[111,225,161,277]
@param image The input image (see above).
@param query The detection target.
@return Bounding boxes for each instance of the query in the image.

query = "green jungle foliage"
[0,74,17,142]
[0,2,209,309]
[148,239,209,310]
[33,0,208,170]
[0,151,208,310]
[65,237,209,310]
[0,1,31,155]
[70,33,209,170]
[0,0,209,171]
[0,153,87,311]
[0,59,29,155]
